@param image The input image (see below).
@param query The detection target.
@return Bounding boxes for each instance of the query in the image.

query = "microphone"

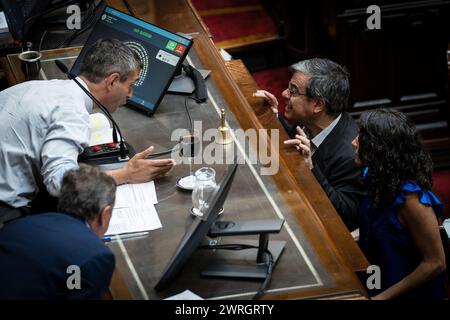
[55,59,128,160]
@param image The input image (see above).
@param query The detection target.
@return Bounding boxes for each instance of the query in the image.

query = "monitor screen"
[154,163,238,291]
[0,0,51,40]
[70,6,193,115]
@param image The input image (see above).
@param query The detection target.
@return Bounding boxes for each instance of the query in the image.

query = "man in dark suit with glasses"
[254,58,365,231]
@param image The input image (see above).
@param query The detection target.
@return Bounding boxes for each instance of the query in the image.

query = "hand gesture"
[253,89,279,114]
[125,146,175,183]
[284,126,313,169]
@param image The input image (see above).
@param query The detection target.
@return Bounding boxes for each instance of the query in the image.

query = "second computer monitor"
[154,163,238,291]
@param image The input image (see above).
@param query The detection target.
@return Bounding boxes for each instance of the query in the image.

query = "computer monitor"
[70,6,193,115]
[154,163,238,291]
[0,0,51,40]
[1,0,93,42]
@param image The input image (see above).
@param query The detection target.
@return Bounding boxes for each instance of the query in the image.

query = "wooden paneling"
[273,0,450,153]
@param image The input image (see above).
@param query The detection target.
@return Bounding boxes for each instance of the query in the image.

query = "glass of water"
[191,167,218,217]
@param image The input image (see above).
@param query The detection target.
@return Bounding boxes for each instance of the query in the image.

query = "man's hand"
[253,90,279,114]
[284,126,313,169]
[107,146,174,185]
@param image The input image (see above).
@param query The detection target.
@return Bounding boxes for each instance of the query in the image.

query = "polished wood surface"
[1,0,369,300]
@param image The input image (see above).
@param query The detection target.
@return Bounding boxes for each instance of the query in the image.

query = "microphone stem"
[112,127,118,144]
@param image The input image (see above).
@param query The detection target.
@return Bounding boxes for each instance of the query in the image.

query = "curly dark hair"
[358,109,433,204]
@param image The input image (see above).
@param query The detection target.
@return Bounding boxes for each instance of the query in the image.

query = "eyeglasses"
[287,83,310,98]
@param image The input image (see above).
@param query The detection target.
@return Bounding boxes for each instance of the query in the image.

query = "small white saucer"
[176,175,196,191]
[190,207,224,217]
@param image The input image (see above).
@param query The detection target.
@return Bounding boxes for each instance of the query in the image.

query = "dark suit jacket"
[286,112,365,230]
[310,113,365,230]
[0,212,115,300]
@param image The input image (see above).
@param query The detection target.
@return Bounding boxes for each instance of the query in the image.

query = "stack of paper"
[106,181,162,236]
[164,290,204,300]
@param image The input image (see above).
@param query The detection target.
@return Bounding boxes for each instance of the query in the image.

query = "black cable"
[53,0,100,49]
[146,144,181,159]
[147,96,195,158]
[188,95,205,104]
[184,96,194,133]
[198,243,274,300]
[21,0,77,48]
[122,0,136,17]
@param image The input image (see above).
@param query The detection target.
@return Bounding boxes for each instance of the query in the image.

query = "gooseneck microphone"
[54,59,128,160]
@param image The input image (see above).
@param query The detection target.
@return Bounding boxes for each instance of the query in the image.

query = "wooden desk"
[1,0,369,300]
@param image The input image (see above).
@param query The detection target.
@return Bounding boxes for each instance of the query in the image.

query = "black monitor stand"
[201,219,286,279]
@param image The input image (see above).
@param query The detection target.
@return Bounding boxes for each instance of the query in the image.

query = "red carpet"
[433,169,450,219]
[201,11,277,43]
[251,66,290,115]
[191,0,261,11]
[190,0,278,48]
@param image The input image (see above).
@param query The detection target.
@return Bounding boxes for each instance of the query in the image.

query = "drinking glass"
[191,167,218,217]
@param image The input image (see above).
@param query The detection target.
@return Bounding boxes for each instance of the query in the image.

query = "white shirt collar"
[74,76,93,113]
[311,113,342,151]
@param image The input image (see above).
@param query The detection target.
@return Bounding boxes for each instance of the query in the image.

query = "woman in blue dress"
[352,109,447,300]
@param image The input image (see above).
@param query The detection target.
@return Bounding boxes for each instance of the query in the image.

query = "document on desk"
[114,181,158,207]
[105,181,161,236]
[164,290,204,300]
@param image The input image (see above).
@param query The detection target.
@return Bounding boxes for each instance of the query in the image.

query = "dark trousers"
[0,203,30,229]
[0,189,58,229]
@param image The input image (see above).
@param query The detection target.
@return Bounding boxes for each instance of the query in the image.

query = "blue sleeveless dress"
[359,168,446,300]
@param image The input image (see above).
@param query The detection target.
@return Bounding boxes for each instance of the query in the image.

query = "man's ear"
[99,205,113,231]
[90,205,113,237]
[105,73,120,91]
[313,98,326,114]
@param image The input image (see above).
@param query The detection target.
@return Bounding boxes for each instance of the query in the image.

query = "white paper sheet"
[114,181,158,208]
[106,205,162,236]
[106,181,161,236]
[164,290,204,300]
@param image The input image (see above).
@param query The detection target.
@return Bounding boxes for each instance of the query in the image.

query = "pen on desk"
[102,232,149,242]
